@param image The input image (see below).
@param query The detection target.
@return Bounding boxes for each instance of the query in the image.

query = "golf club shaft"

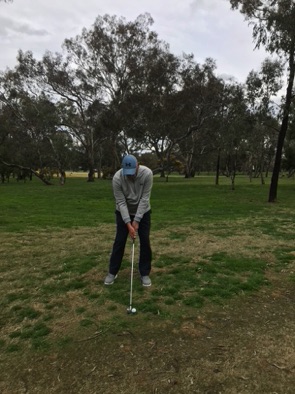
[129,240,135,308]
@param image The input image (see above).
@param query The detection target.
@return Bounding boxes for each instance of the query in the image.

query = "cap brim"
[123,168,136,176]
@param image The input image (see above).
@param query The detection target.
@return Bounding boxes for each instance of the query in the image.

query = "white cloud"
[0,0,270,81]
[0,15,48,37]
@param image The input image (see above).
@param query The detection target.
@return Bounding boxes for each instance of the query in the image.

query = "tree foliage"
[1,9,294,191]
[229,0,295,201]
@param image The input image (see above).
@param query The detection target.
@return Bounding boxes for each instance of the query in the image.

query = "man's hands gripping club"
[127,220,139,240]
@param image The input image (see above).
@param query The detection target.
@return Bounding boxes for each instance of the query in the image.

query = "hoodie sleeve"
[134,170,153,223]
[112,173,131,224]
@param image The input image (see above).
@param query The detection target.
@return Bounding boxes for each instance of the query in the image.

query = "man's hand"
[132,220,139,233]
[127,222,136,240]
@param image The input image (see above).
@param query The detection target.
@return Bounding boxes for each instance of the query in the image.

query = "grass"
[0,174,295,354]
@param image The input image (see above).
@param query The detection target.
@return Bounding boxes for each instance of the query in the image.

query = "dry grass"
[1,222,295,393]
[152,220,294,266]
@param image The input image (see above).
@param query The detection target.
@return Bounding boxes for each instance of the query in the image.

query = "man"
[104,154,153,287]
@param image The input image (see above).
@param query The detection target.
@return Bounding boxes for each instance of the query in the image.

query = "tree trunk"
[268,45,295,202]
[87,168,95,182]
[59,170,66,185]
[231,175,235,190]
[215,149,220,186]
[87,147,96,182]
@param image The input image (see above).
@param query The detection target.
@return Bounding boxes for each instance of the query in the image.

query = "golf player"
[104,154,153,287]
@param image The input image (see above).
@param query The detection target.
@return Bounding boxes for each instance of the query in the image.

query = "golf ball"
[131,307,136,313]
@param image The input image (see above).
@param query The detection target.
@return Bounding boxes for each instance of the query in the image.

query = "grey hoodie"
[112,165,153,223]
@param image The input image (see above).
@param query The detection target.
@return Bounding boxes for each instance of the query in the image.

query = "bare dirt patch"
[1,226,295,393]
[1,278,295,394]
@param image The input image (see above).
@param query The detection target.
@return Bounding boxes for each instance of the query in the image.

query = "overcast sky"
[0,0,270,83]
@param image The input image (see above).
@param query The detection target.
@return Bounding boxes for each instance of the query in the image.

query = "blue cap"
[122,155,137,175]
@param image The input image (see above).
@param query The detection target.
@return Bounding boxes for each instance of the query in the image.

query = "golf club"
[127,239,137,315]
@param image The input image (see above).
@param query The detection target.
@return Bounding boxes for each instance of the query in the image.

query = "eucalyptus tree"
[126,46,184,178]
[217,82,249,189]
[175,57,222,178]
[22,45,106,183]
[207,79,238,186]
[282,105,295,176]
[245,58,283,183]
[177,66,247,185]
[37,13,163,180]
[229,0,295,201]
[0,69,48,183]
[0,68,70,184]
[0,97,16,182]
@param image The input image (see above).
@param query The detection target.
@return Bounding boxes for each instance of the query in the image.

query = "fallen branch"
[76,330,102,342]
[0,158,52,185]
[266,360,292,373]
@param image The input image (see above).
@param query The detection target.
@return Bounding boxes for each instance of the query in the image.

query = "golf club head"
[126,307,137,315]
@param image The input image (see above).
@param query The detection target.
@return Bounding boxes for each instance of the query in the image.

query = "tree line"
[0,2,294,201]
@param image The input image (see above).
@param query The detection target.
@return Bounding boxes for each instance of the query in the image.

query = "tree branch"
[0,158,52,185]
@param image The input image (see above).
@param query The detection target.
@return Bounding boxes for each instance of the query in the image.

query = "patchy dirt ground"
[1,275,295,394]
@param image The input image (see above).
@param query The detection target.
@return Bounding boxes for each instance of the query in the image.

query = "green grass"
[0,174,293,232]
[0,174,295,353]
[0,177,114,231]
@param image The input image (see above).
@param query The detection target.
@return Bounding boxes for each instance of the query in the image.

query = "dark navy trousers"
[109,210,152,276]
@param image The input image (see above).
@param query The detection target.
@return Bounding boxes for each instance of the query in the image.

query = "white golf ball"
[131,307,136,313]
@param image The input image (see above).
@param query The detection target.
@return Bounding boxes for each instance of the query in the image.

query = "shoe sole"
[104,274,117,285]
[141,281,152,287]
[104,281,114,285]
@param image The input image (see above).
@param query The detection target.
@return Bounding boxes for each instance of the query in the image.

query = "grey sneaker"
[104,273,117,285]
[141,275,151,287]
